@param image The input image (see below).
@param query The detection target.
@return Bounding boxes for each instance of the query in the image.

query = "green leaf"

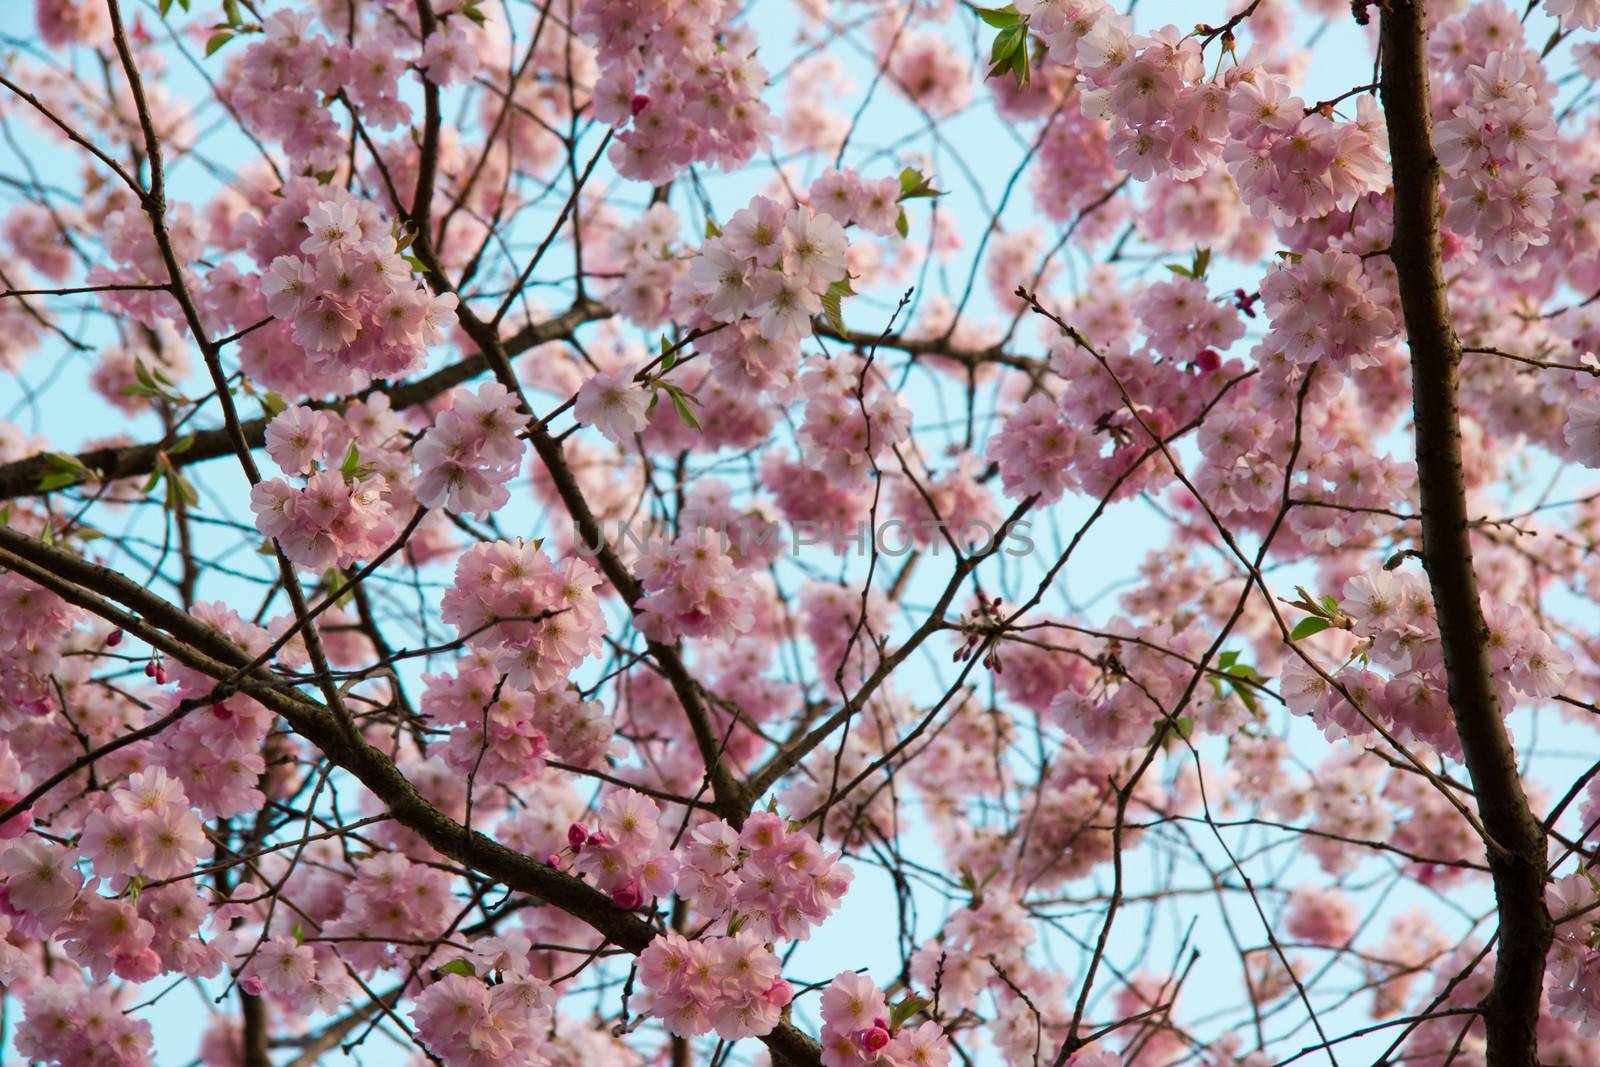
[38,452,93,492]
[989,22,1025,68]
[1216,649,1240,671]
[895,207,909,239]
[897,167,945,201]
[339,442,362,479]
[169,434,196,455]
[726,911,748,936]
[261,391,289,418]
[323,568,355,608]
[975,5,1021,28]
[820,277,856,334]
[204,31,234,57]
[705,218,721,238]
[1290,616,1332,641]
[889,995,929,1029]
[1192,247,1212,280]
[667,385,701,432]
[291,922,305,944]
[438,958,476,977]
[403,254,426,273]
[158,0,173,15]
[222,0,243,27]
[165,472,199,510]
[459,3,488,26]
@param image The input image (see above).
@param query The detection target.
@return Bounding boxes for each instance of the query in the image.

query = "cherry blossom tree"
[4,0,1600,1065]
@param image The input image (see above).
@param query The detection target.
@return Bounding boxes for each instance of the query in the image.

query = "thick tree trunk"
[1377,3,1551,1064]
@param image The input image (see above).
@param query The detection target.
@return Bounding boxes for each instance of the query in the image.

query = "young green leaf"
[667,386,701,431]
[889,995,930,1029]
[1290,616,1332,641]
[974,5,1021,28]
[38,452,94,492]
[820,276,856,334]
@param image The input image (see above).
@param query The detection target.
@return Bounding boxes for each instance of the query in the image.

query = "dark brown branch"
[0,524,822,1067]
[1378,4,1551,1065]
[0,299,607,503]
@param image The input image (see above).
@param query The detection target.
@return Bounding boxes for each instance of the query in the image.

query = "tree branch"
[1378,4,1550,1064]
[0,522,822,1067]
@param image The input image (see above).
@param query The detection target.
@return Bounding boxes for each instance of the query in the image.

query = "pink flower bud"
[765,977,794,1007]
[239,975,265,997]
[610,879,644,911]
[568,823,588,852]
[859,1026,891,1053]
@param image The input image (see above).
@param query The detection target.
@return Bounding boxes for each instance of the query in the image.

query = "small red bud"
[609,879,644,911]
[106,629,124,648]
[144,661,157,678]
[630,94,650,116]
[1194,349,1221,373]
[154,666,169,685]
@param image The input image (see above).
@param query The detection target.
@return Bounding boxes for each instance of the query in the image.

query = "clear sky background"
[2,0,1597,1065]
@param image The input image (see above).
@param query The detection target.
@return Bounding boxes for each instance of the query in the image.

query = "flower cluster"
[78,768,206,891]
[561,791,679,909]
[989,393,1082,505]
[411,943,554,1067]
[574,364,651,445]
[794,355,912,489]
[1435,49,1558,265]
[422,651,615,786]
[675,811,853,941]
[415,382,529,519]
[252,404,400,571]
[1221,76,1389,226]
[635,529,758,644]
[260,190,459,380]
[1547,870,1600,1032]
[1282,571,1572,754]
[687,196,850,343]
[15,978,155,1067]
[636,929,792,1039]
[1258,249,1397,372]
[232,9,413,166]
[579,0,773,183]
[441,540,606,690]
[1132,276,1243,366]
[818,971,949,1067]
